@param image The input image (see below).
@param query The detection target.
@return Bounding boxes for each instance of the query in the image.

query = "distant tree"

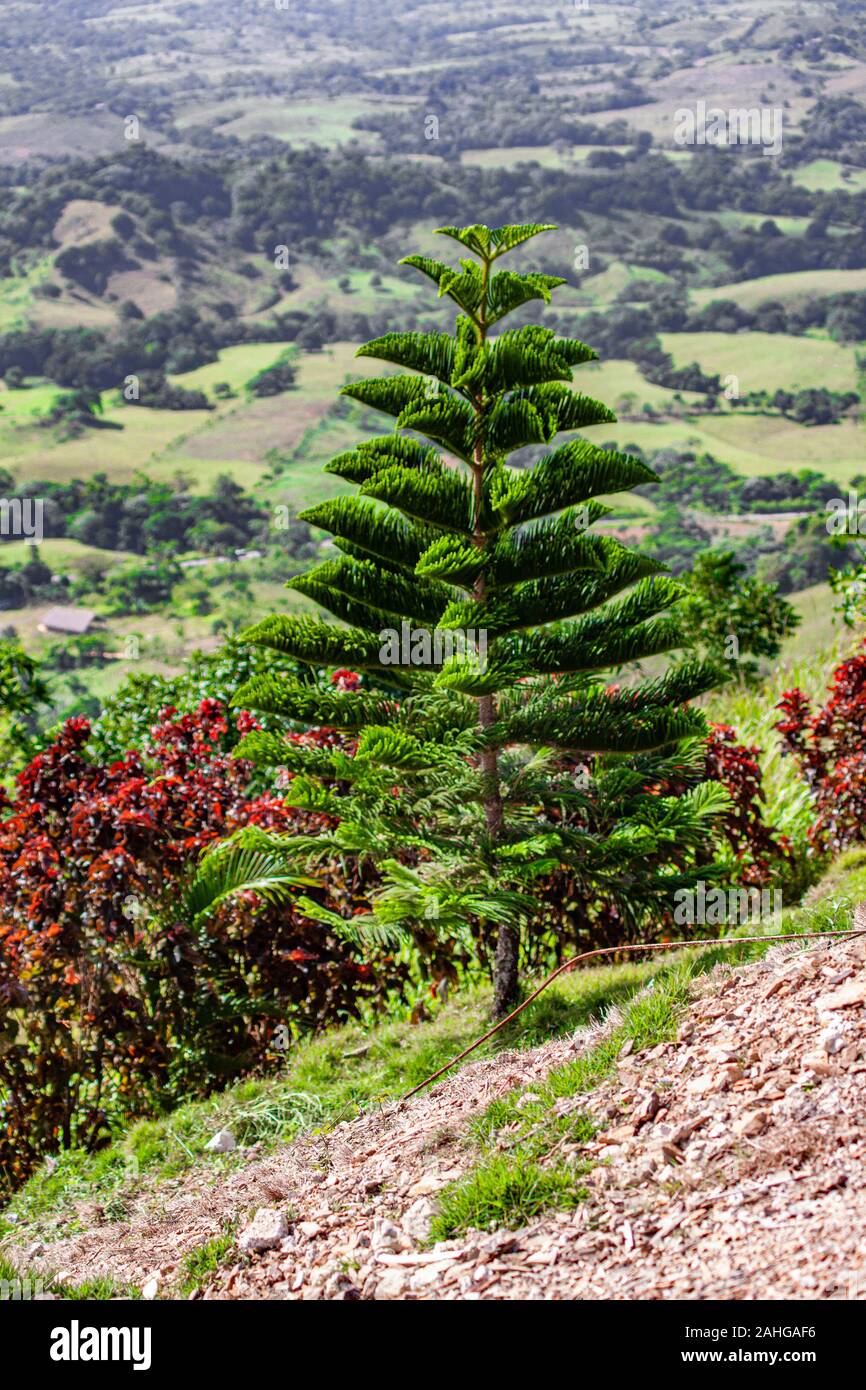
[246,355,297,397]
[679,551,800,685]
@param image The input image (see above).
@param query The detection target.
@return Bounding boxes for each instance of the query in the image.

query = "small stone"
[371,1219,402,1250]
[735,1111,768,1138]
[688,1067,737,1096]
[321,1269,359,1299]
[803,1053,834,1077]
[635,1092,660,1126]
[375,1268,410,1298]
[411,1263,451,1290]
[407,1174,442,1197]
[141,1277,159,1301]
[205,1128,236,1153]
[516,1092,541,1110]
[298,1221,323,1239]
[816,977,866,1011]
[599,1123,635,1144]
[238,1207,289,1253]
[402,1197,436,1242]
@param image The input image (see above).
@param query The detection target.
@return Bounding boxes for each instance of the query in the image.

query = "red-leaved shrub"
[0,700,390,1194]
[776,641,866,853]
[703,723,791,886]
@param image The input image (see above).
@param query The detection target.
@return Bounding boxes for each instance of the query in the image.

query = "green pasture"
[659,330,860,395]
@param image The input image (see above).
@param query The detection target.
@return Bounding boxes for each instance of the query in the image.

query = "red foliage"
[331,668,362,691]
[0,701,391,1193]
[704,724,791,885]
[775,642,866,852]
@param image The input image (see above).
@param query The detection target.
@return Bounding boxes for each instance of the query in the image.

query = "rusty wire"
[402,928,866,1102]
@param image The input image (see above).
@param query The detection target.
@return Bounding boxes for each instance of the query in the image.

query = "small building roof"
[39,606,98,635]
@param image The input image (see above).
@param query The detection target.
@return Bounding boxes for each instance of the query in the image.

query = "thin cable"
[402,928,866,1101]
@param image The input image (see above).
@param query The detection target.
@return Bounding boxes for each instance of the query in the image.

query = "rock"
[635,1092,660,1127]
[141,1277,159,1301]
[298,1221,323,1239]
[803,1053,834,1077]
[238,1207,290,1253]
[407,1173,443,1197]
[205,1128,236,1153]
[402,1197,436,1242]
[735,1111,768,1138]
[375,1268,410,1298]
[371,1219,402,1251]
[669,1114,709,1147]
[599,1123,636,1145]
[324,1272,360,1300]
[516,1092,541,1110]
[688,1066,739,1096]
[820,1029,845,1055]
[411,1262,451,1290]
[816,977,866,1012]
[719,1063,744,1085]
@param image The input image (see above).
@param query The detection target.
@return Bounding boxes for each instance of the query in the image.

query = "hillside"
[3,853,866,1301]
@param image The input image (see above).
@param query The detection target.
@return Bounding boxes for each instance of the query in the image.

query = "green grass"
[176,1224,239,1299]
[585,412,865,482]
[0,258,57,331]
[575,259,674,305]
[659,331,859,396]
[0,1253,140,1301]
[175,96,385,148]
[709,210,811,236]
[791,159,866,194]
[167,343,297,396]
[431,1152,590,1237]
[0,537,134,571]
[690,267,866,310]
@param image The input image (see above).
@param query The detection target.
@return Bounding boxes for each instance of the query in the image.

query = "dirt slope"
[11,933,866,1301]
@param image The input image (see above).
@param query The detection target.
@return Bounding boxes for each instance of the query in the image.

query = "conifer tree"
[194,223,728,1016]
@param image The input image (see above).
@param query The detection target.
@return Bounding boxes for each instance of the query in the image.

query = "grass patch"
[176,1224,239,1299]
[431,1153,589,1238]
[0,1253,140,1301]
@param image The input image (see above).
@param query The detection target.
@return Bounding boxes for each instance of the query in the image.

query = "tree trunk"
[492,922,520,1019]
[470,280,519,1019]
